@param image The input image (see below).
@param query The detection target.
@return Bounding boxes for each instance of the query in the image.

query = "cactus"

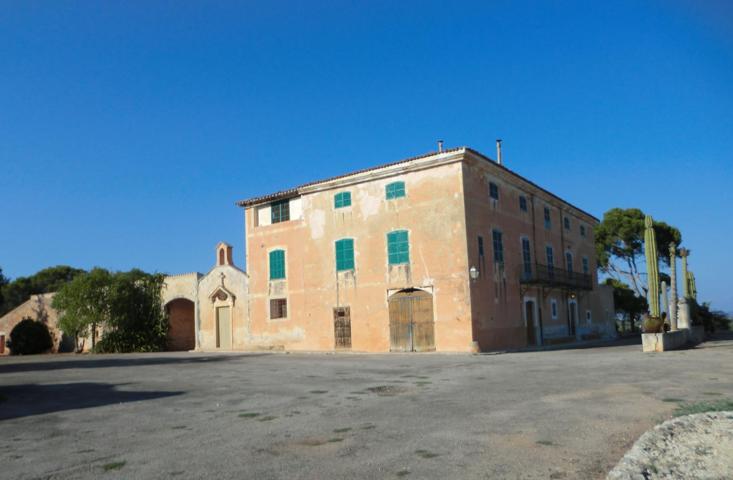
[644,215,660,317]
[668,243,678,330]
[688,271,697,300]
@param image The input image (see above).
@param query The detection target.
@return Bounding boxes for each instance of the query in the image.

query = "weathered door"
[568,301,577,337]
[216,306,232,349]
[334,307,352,349]
[388,289,435,352]
[525,301,536,346]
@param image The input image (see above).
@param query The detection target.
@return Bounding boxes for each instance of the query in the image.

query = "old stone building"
[163,242,248,351]
[169,146,614,352]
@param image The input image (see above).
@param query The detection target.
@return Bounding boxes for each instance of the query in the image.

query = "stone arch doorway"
[166,298,195,351]
[388,289,435,352]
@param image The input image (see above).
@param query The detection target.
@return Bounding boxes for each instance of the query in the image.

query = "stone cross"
[220,272,226,286]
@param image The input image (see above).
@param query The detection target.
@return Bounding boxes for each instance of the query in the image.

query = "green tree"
[595,208,682,298]
[0,267,8,310]
[52,268,112,352]
[0,266,85,316]
[7,318,54,355]
[95,270,167,353]
[605,279,648,332]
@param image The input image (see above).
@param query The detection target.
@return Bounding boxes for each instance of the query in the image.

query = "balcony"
[519,264,593,290]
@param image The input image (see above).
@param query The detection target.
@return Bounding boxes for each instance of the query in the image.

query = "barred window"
[270,298,287,319]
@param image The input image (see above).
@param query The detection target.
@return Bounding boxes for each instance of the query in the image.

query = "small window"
[489,182,499,200]
[335,238,355,271]
[270,298,288,319]
[564,216,570,230]
[582,256,589,275]
[271,199,290,224]
[551,299,558,319]
[385,181,406,200]
[580,224,586,237]
[334,192,351,209]
[519,196,528,212]
[546,246,554,275]
[544,207,551,229]
[269,249,286,280]
[585,310,592,323]
[492,229,504,264]
[565,251,573,273]
[387,230,409,265]
[478,236,484,257]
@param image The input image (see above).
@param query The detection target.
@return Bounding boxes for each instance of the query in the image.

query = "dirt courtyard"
[1,337,732,479]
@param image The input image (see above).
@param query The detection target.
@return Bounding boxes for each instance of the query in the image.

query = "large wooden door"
[388,289,435,352]
[334,307,352,349]
[216,306,232,349]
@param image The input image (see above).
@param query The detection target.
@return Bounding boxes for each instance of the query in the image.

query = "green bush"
[7,318,53,355]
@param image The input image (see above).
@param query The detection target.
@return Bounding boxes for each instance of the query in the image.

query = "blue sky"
[1,1,731,311]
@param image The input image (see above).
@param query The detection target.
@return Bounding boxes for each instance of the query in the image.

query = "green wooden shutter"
[387,230,409,265]
[335,239,355,271]
[269,250,286,279]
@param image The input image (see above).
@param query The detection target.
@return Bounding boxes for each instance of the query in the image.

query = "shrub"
[7,318,53,355]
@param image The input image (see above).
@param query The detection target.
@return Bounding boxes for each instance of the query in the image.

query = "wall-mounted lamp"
[469,266,479,282]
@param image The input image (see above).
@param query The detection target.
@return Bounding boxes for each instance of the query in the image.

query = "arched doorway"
[388,289,435,352]
[166,298,195,351]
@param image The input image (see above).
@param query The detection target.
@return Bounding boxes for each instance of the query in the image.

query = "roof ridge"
[235,147,467,207]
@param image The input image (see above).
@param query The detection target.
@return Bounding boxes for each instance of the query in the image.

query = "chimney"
[496,139,503,165]
[437,140,444,153]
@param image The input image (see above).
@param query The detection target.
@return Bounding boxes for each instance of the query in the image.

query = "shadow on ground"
[0,382,183,420]
[0,353,268,374]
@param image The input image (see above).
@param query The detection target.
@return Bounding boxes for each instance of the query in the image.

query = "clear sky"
[1,1,731,311]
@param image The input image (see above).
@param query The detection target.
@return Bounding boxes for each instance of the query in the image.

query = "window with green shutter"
[269,249,286,280]
[385,181,406,200]
[335,238,355,271]
[334,192,351,209]
[387,230,409,265]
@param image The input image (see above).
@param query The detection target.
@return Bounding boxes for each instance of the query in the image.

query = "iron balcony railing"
[519,263,593,290]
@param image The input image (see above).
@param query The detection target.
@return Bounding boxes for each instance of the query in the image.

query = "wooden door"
[334,307,352,349]
[216,306,232,349]
[568,301,577,336]
[525,301,536,346]
[389,290,435,352]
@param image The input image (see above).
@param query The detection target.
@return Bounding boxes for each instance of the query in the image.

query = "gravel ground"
[607,411,733,480]
[1,335,732,480]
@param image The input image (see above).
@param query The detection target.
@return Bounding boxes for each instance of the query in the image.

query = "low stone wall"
[642,330,688,352]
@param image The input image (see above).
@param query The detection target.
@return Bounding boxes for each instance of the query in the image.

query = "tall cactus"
[644,215,660,317]
[688,271,697,300]
[668,243,678,330]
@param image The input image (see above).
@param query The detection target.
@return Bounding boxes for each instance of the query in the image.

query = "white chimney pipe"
[438,140,444,153]
[496,139,503,165]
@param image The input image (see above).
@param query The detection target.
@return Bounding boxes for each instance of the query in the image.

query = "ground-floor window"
[270,298,288,319]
